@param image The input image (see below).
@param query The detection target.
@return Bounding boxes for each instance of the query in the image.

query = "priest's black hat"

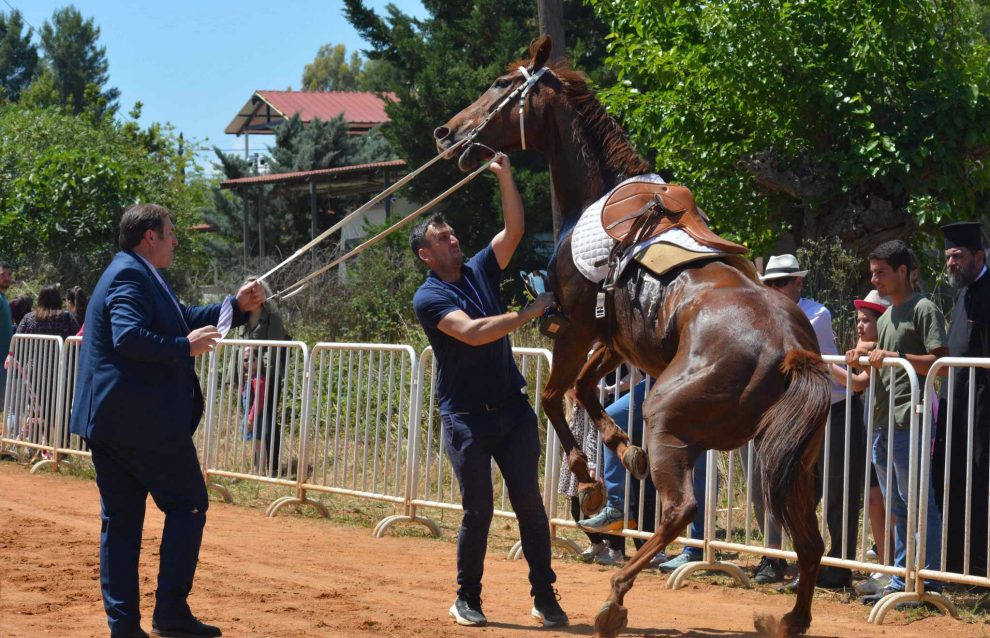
[941,221,985,252]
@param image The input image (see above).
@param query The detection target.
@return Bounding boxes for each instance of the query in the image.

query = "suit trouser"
[441,397,556,599]
[89,438,208,636]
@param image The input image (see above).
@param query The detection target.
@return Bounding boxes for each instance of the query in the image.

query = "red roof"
[225,91,396,135]
[219,159,406,188]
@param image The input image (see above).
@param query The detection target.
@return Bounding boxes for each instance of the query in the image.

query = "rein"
[260,65,549,302]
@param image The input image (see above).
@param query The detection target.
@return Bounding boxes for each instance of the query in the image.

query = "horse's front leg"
[574,347,649,482]
[541,332,598,487]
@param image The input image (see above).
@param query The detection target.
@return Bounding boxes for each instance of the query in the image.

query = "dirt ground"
[0,462,986,638]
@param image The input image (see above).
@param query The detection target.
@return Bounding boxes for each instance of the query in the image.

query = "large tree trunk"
[740,149,917,259]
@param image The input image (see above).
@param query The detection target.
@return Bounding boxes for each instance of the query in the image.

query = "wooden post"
[537,0,566,241]
[240,188,250,268]
[257,188,266,269]
[309,180,319,272]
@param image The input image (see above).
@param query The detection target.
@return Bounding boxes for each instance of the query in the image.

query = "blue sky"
[13,1,426,165]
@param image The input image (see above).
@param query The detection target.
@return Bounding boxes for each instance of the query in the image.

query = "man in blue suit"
[70,203,264,638]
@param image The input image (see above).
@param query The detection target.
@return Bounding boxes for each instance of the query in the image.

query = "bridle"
[460,65,549,162]
[257,65,550,302]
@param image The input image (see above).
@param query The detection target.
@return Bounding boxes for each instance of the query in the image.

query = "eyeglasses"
[766,277,795,288]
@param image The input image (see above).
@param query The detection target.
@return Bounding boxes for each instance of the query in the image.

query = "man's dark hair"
[118,204,173,250]
[0,262,11,271]
[868,240,914,273]
[409,213,450,259]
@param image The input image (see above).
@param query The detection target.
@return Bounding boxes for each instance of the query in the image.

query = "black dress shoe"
[816,566,852,589]
[151,617,222,638]
[113,628,150,638]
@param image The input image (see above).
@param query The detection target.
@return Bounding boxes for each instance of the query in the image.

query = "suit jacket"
[69,250,247,449]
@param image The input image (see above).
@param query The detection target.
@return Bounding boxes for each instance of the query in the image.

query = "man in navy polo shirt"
[411,154,566,628]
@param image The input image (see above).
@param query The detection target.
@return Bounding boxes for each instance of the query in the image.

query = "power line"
[0,0,36,31]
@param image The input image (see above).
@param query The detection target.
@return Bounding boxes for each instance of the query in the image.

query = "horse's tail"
[755,349,830,541]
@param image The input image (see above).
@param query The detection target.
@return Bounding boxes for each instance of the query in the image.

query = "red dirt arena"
[0,462,984,637]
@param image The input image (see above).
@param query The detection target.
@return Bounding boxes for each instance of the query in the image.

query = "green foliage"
[302,43,375,91]
[336,220,426,344]
[0,10,38,102]
[795,237,865,351]
[269,113,355,171]
[0,105,212,296]
[38,6,119,118]
[591,0,990,257]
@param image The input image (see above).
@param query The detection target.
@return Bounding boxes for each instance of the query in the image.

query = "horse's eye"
[492,78,511,89]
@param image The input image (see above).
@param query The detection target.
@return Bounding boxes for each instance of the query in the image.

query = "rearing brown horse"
[435,36,830,638]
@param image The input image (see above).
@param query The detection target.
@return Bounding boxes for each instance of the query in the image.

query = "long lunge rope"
[271,153,501,301]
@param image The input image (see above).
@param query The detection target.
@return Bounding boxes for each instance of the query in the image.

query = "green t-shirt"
[873,293,947,429]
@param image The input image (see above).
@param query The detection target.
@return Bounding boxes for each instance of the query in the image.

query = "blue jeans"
[602,380,648,513]
[603,379,707,550]
[872,425,942,590]
[441,397,556,599]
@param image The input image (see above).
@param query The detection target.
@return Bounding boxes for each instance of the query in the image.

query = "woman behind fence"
[557,386,626,565]
[15,285,78,339]
[238,277,289,478]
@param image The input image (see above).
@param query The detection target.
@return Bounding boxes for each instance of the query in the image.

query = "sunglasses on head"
[766,277,795,288]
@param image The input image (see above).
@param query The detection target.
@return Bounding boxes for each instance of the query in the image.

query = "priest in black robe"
[933,221,990,578]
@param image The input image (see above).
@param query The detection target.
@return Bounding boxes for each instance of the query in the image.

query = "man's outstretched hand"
[236,280,265,313]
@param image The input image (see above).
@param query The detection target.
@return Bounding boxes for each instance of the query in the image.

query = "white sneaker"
[855,572,891,595]
[596,548,625,566]
[580,542,607,563]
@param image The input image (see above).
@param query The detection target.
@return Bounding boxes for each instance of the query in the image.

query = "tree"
[302,43,365,91]
[38,6,119,118]
[0,104,211,294]
[590,0,990,257]
[342,0,612,264]
[0,10,38,101]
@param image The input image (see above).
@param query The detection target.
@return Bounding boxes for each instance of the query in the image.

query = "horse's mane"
[509,58,652,181]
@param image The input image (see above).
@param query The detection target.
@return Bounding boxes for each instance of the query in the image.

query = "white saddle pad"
[569,174,719,283]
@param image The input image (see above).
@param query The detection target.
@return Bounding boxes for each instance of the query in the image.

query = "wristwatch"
[897,350,907,359]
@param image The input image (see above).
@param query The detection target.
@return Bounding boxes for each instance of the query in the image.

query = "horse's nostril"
[434,126,451,141]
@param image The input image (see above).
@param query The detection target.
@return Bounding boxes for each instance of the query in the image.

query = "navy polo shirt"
[413,243,527,413]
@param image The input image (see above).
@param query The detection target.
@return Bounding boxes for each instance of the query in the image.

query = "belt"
[455,390,526,416]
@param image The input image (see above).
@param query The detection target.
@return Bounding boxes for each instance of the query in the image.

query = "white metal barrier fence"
[53,336,88,464]
[294,343,418,528]
[2,334,64,470]
[200,339,310,506]
[9,337,990,628]
[913,358,990,614]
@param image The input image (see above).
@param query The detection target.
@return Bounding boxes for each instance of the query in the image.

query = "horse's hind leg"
[594,432,698,638]
[574,347,648,481]
[754,454,823,637]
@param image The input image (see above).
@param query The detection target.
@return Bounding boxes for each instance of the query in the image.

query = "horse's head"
[434,35,559,171]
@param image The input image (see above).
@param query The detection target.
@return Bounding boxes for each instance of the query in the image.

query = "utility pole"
[537,0,566,240]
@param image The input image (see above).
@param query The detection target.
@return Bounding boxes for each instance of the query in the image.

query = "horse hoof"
[754,613,779,637]
[578,481,606,516]
[754,612,809,637]
[594,600,628,638]
[622,445,649,480]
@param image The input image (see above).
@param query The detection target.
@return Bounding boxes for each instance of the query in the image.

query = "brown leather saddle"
[601,181,747,255]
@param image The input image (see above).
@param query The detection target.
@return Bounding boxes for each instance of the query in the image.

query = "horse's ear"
[529,34,552,70]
